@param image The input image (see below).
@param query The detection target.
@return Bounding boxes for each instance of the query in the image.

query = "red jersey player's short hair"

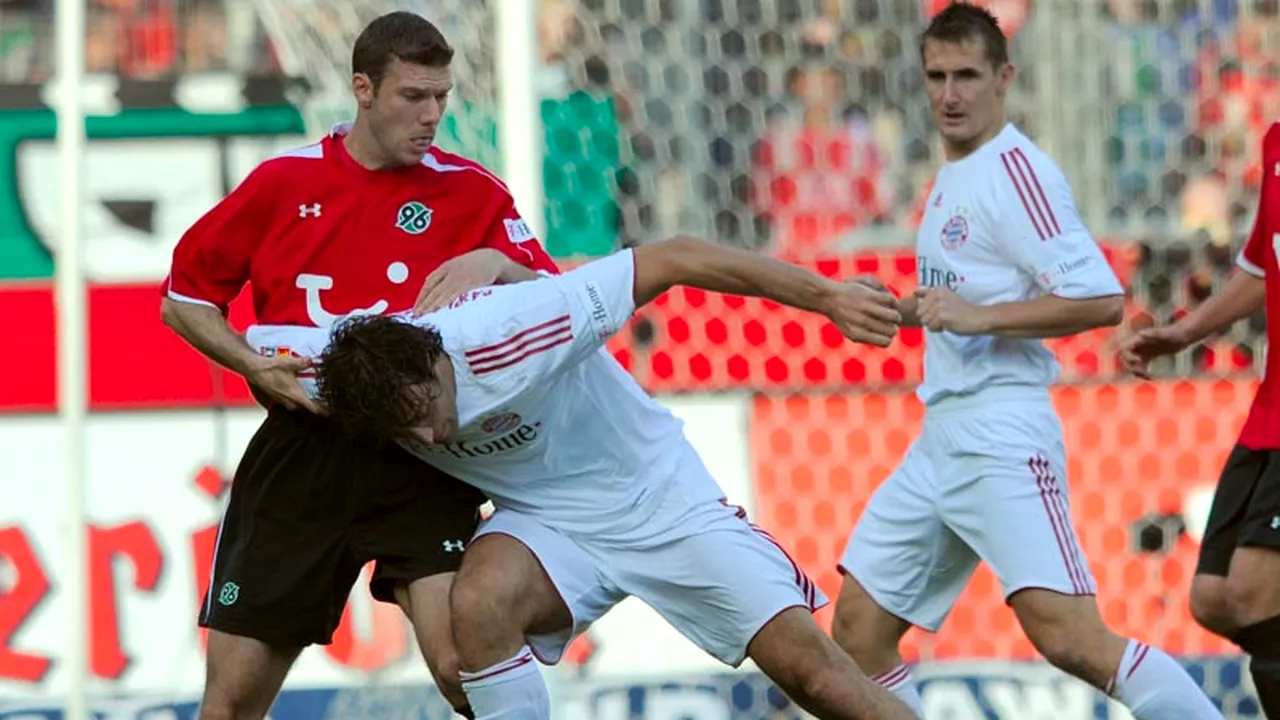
[352,11,455,91]
[920,2,1009,69]
[315,314,448,441]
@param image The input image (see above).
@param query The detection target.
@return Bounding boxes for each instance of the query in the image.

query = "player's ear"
[352,72,375,108]
[997,62,1015,94]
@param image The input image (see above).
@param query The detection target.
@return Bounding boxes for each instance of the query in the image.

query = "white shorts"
[476,482,826,667]
[840,388,1095,632]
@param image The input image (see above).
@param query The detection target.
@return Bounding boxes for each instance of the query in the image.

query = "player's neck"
[342,122,399,171]
[942,117,1006,162]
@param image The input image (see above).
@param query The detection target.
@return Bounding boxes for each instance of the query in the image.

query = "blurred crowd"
[0,0,1275,377]
[0,0,277,78]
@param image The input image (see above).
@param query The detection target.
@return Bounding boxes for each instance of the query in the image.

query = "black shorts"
[198,408,486,647]
[1196,443,1280,577]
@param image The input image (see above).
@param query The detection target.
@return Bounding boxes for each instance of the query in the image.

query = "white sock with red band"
[459,646,550,720]
[870,664,926,718]
[1108,639,1222,719]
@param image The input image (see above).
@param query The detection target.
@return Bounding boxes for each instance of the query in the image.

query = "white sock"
[870,664,926,718]
[1108,639,1222,719]
[459,647,550,720]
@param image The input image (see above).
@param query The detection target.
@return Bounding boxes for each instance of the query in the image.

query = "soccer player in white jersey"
[829,5,1223,719]
[245,237,916,720]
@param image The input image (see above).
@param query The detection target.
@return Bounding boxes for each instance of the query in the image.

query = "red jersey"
[1235,121,1280,449]
[162,126,558,327]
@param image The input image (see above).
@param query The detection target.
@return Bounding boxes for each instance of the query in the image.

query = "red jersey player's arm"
[1161,204,1269,347]
[981,148,1125,338]
[1163,271,1265,348]
[160,164,275,376]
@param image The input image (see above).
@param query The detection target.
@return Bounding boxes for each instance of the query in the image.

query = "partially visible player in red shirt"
[1122,122,1280,717]
[159,12,556,720]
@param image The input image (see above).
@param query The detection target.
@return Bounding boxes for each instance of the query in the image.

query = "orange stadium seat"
[750,378,1254,661]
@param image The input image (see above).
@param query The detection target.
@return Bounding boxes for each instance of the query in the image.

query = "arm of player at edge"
[1162,271,1265,346]
[1119,239,1266,378]
[631,237,901,346]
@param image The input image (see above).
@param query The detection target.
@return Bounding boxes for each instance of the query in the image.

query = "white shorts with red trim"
[839,389,1096,632]
[475,482,826,667]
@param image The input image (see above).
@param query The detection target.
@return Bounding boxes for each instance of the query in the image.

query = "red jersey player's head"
[316,314,460,445]
[919,3,1014,161]
[348,11,455,169]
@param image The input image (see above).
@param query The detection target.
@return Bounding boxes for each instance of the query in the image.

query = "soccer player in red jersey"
[1123,122,1280,717]
[159,12,556,720]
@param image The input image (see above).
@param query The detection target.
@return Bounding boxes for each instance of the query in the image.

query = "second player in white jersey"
[914,122,1122,404]
[830,5,1223,719]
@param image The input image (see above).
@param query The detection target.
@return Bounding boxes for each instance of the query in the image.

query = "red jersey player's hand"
[1118,326,1189,380]
[413,249,518,316]
[244,355,324,414]
[915,287,987,335]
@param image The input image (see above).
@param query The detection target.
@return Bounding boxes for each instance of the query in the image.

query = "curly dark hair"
[314,314,447,440]
[921,2,1009,69]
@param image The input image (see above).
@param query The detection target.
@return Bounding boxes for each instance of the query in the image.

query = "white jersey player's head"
[314,314,461,445]
[348,12,454,168]
[919,3,1014,161]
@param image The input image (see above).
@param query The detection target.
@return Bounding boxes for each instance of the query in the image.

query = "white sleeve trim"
[166,289,221,309]
[1238,250,1266,278]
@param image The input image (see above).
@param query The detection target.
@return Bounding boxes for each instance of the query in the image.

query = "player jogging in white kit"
[246,237,917,720]
[830,5,1223,720]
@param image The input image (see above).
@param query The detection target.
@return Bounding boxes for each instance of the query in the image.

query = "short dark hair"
[315,314,446,439]
[352,11,454,91]
[920,2,1009,69]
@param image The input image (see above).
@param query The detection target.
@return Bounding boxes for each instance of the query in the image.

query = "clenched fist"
[915,287,989,335]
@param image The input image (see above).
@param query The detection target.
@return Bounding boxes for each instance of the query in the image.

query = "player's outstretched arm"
[1120,270,1265,378]
[632,237,902,346]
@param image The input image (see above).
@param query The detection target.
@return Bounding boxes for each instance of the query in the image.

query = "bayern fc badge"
[940,214,969,250]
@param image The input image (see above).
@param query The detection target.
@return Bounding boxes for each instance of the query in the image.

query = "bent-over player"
[245,237,916,720]
[831,5,1222,719]
[1120,121,1280,718]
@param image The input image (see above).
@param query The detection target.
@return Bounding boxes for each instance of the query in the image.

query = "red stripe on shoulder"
[999,148,1062,241]
[466,315,574,376]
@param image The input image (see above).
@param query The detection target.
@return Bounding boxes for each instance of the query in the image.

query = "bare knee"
[1011,589,1127,689]
[1224,548,1280,626]
[448,534,569,671]
[831,573,911,674]
[1190,575,1237,637]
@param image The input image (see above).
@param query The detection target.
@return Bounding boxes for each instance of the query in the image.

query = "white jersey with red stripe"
[914,123,1122,406]
[245,250,726,537]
